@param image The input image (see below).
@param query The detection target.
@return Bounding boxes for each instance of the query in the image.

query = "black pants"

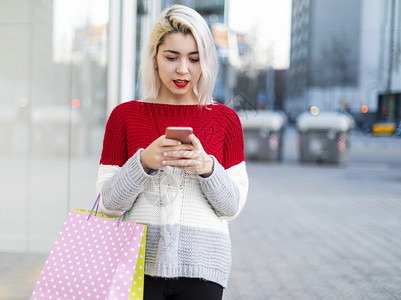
[143,275,223,300]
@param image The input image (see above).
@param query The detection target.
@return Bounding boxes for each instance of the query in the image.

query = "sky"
[229,0,292,69]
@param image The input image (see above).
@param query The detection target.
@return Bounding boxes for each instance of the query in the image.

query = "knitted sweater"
[96,100,248,288]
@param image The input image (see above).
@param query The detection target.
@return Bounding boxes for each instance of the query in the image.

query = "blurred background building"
[0,0,261,253]
[0,0,111,252]
[0,0,400,253]
[287,0,401,129]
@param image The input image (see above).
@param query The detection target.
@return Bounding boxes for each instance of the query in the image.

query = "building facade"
[0,0,227,253]
[287,0,401,126]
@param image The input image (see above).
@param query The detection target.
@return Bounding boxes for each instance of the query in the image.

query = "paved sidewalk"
[224,161,401,299]
[222,129,401,299]
[1,128,401,299]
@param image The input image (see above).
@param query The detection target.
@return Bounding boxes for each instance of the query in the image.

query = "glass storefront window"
[0,0,109,252]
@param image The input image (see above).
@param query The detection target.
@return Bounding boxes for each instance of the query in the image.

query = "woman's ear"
[153,57,158,69]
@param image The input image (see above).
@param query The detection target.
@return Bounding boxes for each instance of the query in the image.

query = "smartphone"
[165,126,193,144]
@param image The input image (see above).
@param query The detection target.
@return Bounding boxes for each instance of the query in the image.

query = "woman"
[97,4,248,299]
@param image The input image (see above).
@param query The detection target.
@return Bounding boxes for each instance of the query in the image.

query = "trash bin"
[296,112,354,164]
[239,111,286,161]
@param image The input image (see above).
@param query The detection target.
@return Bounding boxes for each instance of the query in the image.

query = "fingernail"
[163,152,168,156]
[161,161,166,165]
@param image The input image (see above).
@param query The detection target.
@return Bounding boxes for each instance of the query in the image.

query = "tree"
[313,35,358,87]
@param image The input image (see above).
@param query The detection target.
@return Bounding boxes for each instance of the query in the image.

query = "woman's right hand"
[140,135,193,173]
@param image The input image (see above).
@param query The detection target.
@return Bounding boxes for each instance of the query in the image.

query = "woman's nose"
[176,60,189,74]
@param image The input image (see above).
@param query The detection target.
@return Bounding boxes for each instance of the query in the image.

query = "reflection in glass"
[0,0,109,252]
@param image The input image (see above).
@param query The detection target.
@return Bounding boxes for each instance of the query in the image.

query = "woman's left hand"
[161,134,214,177]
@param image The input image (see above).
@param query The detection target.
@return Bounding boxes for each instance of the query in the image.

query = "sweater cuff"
[127,149,158,184]
[198,156,226,191]
[199,156,240,217]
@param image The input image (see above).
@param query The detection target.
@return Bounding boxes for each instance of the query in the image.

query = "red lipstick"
[173,80,189,88]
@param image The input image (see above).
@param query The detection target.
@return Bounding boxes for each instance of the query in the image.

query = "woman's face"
[155,32,201,103]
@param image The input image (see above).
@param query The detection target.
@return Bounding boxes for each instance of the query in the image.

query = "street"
[224,128,401,299]
[1,126,401,299]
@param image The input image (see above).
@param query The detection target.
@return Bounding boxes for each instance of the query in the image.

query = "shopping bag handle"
[87,194,127,226]
[88,194,101,220]
[117,211,128,226]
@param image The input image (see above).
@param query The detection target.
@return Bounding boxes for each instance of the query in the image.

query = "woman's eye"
[190,58,199,63]
[166,57,177,61]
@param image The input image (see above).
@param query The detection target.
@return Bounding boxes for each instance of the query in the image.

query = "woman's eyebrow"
[163,50,199,55]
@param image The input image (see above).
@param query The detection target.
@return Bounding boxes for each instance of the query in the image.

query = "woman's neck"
[152,90,199,105]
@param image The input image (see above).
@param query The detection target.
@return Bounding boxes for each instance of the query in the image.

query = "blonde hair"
[139,4,218,105]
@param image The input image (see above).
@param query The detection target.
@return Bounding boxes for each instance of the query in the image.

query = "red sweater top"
[100,101,245,169]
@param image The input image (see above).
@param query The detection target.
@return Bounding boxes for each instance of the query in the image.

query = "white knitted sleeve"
[225,161,248,219]
[96,164,122,218]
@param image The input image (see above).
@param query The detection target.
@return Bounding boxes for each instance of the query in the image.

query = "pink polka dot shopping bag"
[31,195,147,300]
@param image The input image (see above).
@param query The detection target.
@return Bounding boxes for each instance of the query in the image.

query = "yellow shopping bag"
[129,226,147,299]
